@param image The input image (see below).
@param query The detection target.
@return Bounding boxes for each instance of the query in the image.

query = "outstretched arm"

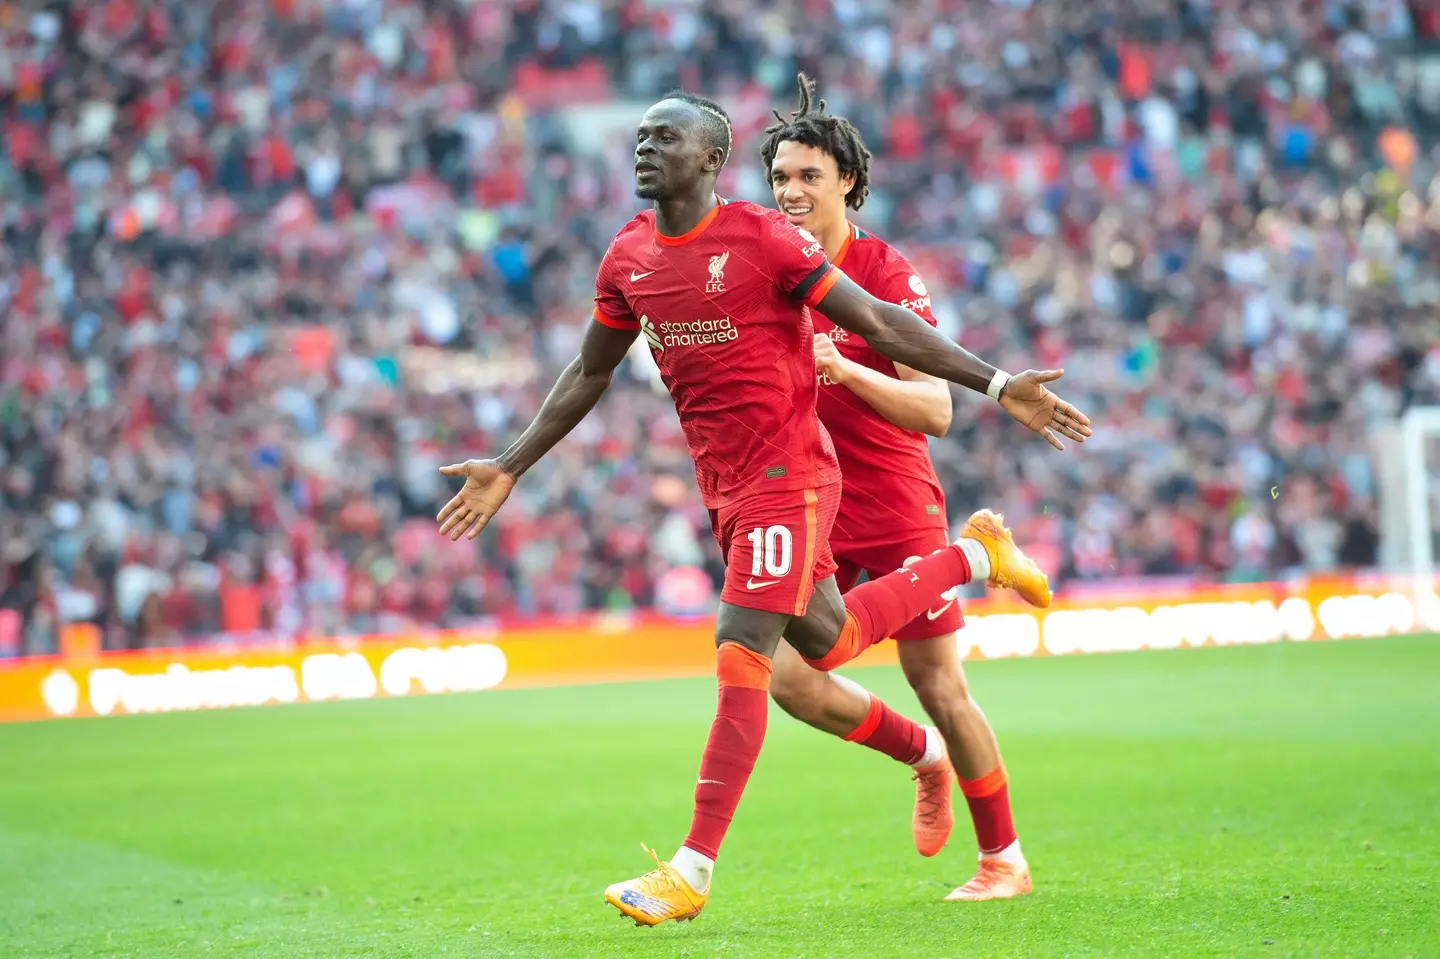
[436,318,636,540]
[496,319,637,477]
[815,272,997,394]
[814,272,1092,449]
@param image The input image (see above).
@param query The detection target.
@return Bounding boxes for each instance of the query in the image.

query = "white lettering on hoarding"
[958,613,1041,660]
[1316,592,1414,639]
[74,644,506,718]
[29,588,1422,721]
[41,670,79,717]
[967,592,1416,658]
[379,644,507,696]
[89,663,300,716]
[302,652,379,702]
[1278,597,1316,641]
[1415,590,1440,632]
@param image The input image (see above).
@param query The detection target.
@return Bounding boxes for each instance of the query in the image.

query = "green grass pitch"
[1,635,1436,958]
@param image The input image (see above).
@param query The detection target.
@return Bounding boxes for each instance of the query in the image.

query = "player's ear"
[840,172,856,197]
[703,147,726,174]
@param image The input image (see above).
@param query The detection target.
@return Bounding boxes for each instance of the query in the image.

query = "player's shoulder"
[608,210,655,249]
[720,200,826,261]
[849,225,928,285]
[718,198,780,225]
[848,225,913,270]
[718,199,814,237]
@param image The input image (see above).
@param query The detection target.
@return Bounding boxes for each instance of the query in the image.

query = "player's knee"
[912,671,974,718]
[779,621,828,662]
[767,660,812,718]
[916,674,987,739]
[902,643,973,714]
[764,640,831,721]
[783,579,846,661]
[714,603,787,660]
[715,633,774,659]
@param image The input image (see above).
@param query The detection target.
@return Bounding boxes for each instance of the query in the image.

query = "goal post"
[1395,405,1440,630]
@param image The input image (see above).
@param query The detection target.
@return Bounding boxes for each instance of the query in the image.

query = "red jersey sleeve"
[876,252,937,327]
[592,238,639,330]
[755,208,841,308]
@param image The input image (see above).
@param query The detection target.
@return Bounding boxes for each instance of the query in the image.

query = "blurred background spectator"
[3,0,1440,654]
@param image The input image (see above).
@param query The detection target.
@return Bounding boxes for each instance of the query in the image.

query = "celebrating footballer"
[437,85,1091,926]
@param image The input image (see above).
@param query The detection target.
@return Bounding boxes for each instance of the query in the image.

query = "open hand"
[998,369,1093,450]
[436,459,517,541]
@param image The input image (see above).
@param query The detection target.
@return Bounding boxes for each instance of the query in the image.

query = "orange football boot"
[911,748,955,857]
[604,844,708,926]
[944,857,1033,901]
[957,509,1052,608]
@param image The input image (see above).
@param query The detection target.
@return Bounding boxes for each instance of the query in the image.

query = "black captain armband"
[790,262,835,302]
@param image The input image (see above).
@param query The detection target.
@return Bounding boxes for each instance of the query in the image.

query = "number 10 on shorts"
[747,525,793,577]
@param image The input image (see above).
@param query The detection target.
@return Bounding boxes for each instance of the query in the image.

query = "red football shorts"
[709,483,841,616]
[832,527,965,640]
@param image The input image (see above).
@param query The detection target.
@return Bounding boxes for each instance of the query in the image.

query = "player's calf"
[680,638,774,885]
[899,637,1002,780]
[643,604,791,914]
[768,642,870,736]
[896,634,1028,892]
[770,645,953,856]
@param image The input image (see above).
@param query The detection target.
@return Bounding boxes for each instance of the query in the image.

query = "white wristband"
[987,369,1011,401]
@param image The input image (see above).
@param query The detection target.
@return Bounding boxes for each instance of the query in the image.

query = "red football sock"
[683,642,773,860]
[959,765,1018,855]
[843,693,928,765]
[803,546,971,671]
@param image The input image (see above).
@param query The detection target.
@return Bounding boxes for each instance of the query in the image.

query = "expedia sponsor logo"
[795,228,823,258]
[642,315,740,351]
[900,296,932,313]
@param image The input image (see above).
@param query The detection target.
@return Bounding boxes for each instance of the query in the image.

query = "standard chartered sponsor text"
[659,316,739,348]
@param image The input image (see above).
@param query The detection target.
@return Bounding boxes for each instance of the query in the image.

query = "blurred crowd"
[4,0,1440,654]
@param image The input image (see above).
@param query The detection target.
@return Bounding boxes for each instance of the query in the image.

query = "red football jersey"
[593,198,843,508]
[811,224,949,545]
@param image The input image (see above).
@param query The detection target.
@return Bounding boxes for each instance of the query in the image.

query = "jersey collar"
[655,195,727,247]
[832,222,861,268]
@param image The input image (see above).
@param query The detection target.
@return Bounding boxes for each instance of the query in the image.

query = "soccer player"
[759,75,1032,901]
[436,91,1092,926]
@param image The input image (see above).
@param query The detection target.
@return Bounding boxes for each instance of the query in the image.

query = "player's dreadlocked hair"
[660,89,734,166]
[759,73,873,210]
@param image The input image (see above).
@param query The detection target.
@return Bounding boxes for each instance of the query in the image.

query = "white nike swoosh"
[630,270,656,281]
[746,578,780,590]
[926,600,955,621]
[698,779,726,786]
